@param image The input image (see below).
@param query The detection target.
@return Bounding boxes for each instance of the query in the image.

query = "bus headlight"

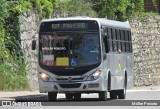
[39,72,53,81]
[87,69,102,80]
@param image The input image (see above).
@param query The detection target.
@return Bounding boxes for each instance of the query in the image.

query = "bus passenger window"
[108,40,112,52]
[103,36,109,53]
[118,41,121,52]
[112,29,116,40]
[120,30,124,40]
[126,42,129,52]
[120,30,126,52]
[108,28,112,39]
[125,31,129,41]
[112,41,117,52]
[116,29,120,40]
[122,42,125,52]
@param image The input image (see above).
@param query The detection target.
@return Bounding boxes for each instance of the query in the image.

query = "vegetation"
[54,0,97,17]
[0,0,55,91]
[0,0,27,91]
[92,0,144,21]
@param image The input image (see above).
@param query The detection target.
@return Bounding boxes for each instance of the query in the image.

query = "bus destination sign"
[52,23,88,30]
[40,20,99,32]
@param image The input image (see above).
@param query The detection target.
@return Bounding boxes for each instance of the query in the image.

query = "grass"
[0,25,30,91]
[0,56,30,91]
[129,12,160,21]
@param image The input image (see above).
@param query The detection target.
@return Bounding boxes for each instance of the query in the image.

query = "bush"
[0,26,30,91]
[0,0,30,91]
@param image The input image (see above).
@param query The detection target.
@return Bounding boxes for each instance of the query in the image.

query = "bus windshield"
[39,32,101,67]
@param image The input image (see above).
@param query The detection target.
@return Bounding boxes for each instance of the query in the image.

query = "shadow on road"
[11,94,115,102]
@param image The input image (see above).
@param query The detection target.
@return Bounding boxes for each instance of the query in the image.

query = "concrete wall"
[19,10,39,89]
[19,12,160,89]
[130,16,160,86]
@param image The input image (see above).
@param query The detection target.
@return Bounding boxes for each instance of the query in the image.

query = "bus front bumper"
[38,77,107,93]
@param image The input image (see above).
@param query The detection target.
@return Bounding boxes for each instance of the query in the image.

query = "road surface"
[0,86,160,108]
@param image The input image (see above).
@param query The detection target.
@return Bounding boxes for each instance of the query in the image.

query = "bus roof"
[41,17,131,30]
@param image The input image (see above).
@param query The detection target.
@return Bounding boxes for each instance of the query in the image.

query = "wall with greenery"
[0,0,55,91]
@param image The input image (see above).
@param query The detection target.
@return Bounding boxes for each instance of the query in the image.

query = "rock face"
[130,16,160,86]
[19,13,160,89]
[19,10,40,90]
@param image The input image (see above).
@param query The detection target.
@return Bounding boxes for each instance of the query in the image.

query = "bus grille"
[59,83,81,88]
[56,78,84,81]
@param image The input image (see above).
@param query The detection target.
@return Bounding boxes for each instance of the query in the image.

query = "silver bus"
[32,17,134,101]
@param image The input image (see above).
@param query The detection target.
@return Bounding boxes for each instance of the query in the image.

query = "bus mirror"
[32,40,36,50]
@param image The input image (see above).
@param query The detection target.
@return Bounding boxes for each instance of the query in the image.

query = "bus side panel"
[106,53,115,90]
[107,53,124,90]
[114,53,125,90]
[104,53,134,90]
[126,54,134,89]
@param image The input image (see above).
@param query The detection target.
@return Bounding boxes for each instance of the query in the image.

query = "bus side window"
[108,28,113,52]
[125,31,129,52]
[128,31,133,53]
[120,30,125,52]
[111,29,117,52]
[116,29,121,52]
[102,27,109,53]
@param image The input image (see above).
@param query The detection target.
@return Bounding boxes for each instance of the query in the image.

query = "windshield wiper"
[52,32,64,47]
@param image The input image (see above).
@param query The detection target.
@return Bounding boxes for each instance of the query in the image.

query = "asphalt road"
[0,90,160,106]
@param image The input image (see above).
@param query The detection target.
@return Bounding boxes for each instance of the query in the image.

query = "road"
[0,87,160,107]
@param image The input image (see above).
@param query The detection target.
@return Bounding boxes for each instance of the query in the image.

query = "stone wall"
[130,16,160,86]
[19,14,160,89]
[19,10,40,90]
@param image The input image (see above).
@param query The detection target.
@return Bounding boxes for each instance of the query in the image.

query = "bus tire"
[99,91,107,101]
[74,93,81,100]
[48,92,57,101]
[117,77,127,99]
[110,90,117,99]
[65,93,74,99]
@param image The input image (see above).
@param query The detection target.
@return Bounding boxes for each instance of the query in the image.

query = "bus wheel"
[110,90,117,99]
[74,93,81,100]
[117,78,127,99]
[99,91,107,101]
[65,93,74,99]
[48,92,57,101]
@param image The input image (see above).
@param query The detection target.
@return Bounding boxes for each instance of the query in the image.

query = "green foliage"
[130,12,160,21]
[0,56,30,91]
[0,0,57,91]
[32,0,53,18]
[0,0,8,25]
[0,0,30,91]
[0,25,30,91]
[10,0,32,14]
[55,0,97,17]
[0,0,56,91]
[92,0,145,21]
[152,0,158,12]
[6,0,54,18]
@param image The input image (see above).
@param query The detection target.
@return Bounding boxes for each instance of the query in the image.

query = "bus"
[32,17,134,101]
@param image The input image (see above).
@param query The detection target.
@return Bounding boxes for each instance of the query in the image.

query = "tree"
[92,0,144,21]
[54,0,97,17]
